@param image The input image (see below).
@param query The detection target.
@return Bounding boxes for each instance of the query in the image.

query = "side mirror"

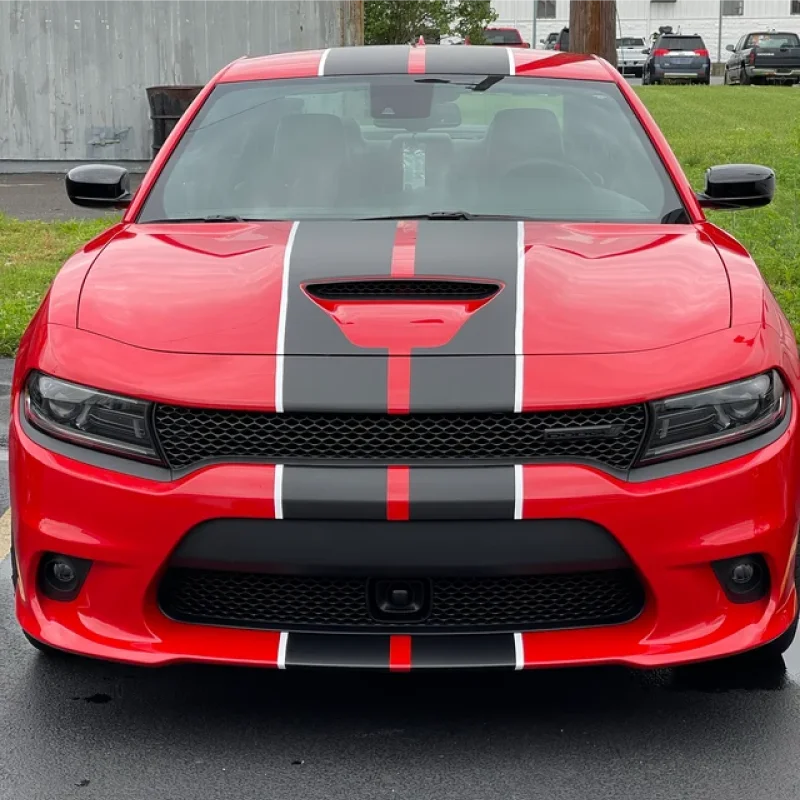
[539,38,545,43]
[726,43,735,52]
[522,42,531,48]
[65,164,132,209]
[696,164,775,210]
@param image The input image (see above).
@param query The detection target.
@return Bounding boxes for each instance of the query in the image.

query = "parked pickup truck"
[481,27,530,48]
[725,31,800,85]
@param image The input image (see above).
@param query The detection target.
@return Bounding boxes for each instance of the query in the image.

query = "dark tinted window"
[745,32,800,48]
[484,29,522,44]
[617,38,645,47]
[139,75,684,225]
[658,36,705,50]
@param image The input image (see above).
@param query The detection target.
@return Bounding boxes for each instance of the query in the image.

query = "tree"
[568,0,617,67]
[364,1,497,46]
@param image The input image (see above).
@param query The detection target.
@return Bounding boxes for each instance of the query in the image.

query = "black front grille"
[159,569,644,633]
[305,279,499,301]
[153,405,647,471]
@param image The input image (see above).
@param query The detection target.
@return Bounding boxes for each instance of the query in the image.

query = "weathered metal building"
[0,0,364,169]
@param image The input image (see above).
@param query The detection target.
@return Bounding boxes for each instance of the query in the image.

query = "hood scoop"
[304,278,501,302]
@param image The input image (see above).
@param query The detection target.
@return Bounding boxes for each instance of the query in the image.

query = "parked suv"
[643,33,711,84]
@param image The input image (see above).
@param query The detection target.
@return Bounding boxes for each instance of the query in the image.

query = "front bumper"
[11,397,800,671]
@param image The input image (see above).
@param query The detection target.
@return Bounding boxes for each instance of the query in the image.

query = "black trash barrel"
[146,85,204,155]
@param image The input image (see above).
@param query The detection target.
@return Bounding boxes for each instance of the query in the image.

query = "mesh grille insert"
[153,405,647,471]
[159,569,645,633]
[305,279,499,300]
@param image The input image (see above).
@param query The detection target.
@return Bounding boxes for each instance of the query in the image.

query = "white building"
[492,0,800,61]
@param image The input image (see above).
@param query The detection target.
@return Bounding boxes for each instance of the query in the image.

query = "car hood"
[77,221,731,356]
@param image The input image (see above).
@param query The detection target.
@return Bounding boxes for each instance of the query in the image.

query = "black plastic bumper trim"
[168,518,631,576]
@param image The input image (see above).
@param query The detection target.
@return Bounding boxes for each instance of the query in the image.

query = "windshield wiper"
[352,211,529,221]
[142,214,249,223]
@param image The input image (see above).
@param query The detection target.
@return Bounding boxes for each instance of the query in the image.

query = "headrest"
[431,101,462,127]
[274,114,346,163]
[484,108,563,162]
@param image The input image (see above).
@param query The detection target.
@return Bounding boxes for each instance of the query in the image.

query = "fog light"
[712,554,769,604]
[731,562,756,585]
[38,553,92,601]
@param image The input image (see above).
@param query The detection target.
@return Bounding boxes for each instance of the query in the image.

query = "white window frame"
[536,0,557,20]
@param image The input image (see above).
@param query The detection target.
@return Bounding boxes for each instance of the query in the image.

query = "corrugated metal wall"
[0,0,363,162]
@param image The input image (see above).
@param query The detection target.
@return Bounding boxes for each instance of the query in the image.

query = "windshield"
[746,32,800,48]
[617,38,645,47]
[139,75,685,225]
[484,29,522,44]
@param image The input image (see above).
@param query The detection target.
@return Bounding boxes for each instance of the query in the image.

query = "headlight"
[25,372,161,463]
[639,370,787,465]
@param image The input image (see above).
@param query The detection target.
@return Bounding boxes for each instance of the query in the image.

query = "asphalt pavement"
[1,358,11,514]
[0,174,143,221]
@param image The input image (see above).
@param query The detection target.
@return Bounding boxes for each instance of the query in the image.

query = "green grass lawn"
[639,85,800,331]
[0,216,111,355]
[1,85,799,357]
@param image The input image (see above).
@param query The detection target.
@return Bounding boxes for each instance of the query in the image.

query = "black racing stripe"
[282,221,395,412]
[424,46,512,75]
[412,634,516,669]
[410,356,515,412]
[410,221,518,412]
[323,45,410,75]
[285,633,389,669]
[409,467,515,520]
[281,466,387,519]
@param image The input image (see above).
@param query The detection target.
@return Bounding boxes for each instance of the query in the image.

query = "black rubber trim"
[167,518,631,576]
[629,395,791,482]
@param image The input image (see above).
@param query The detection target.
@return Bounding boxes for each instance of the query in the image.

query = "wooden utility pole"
[569,0,617,67]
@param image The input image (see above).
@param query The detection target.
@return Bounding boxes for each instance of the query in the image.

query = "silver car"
[616,37,648,77]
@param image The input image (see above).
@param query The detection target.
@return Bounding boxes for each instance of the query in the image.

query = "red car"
[10,45,798,672]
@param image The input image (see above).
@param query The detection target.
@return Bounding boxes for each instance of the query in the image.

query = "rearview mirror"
[65,164,132,208]
[696,164,775,210]
[726,43,735,51]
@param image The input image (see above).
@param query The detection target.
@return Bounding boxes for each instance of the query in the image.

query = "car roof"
[220,45,616,84]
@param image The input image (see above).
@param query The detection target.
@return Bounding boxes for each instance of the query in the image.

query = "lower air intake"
[159,569,645,633]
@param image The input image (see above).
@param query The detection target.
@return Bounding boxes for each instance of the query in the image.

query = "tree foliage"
[364,1,497,46]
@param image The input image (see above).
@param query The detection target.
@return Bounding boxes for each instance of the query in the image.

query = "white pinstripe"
[506,47,516,76]
[273,463,284,520]
[275,221,299,414]
[513,633,524,670]
[318,48,331,76]
[513,220,525,413]
[277,631,289,669]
